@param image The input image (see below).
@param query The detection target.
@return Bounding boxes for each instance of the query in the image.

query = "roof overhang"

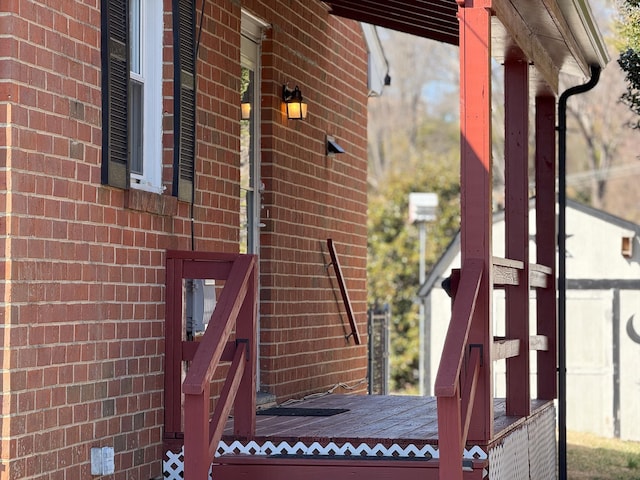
[324,0,609,95]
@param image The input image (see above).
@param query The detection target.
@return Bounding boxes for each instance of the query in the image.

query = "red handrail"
[182,255,256,395]
[327,238,361,345]
[165,253,257,480]
[434,258,484,480]
[434,258,483,396]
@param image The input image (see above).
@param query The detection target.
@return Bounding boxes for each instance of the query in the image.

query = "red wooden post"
[437,395,464,480]
[233,256,257,437]
[535,95,558,400]
[504,53,531,416]
[164,255,184,447]
[458,0,493,443]
[184,383,211,480]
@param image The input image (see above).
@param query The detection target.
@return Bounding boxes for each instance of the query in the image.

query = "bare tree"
[565,54,640,209]
[368,29,458,191]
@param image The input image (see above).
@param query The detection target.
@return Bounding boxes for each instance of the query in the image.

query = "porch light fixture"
[326,135,345,155]
[282,84,307,120]
[241,90,251,120]
[241,102,251,120]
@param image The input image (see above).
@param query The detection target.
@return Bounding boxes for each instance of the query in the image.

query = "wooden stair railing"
[434,258,484,480]
[327,238,361,345]
[164,251,258,480]
[184,254,257,479]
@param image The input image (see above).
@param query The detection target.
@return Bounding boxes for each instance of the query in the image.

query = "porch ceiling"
[324,0,609,94]
[324,0,459,46]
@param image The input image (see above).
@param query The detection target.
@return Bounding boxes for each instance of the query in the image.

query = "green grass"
[568,431,640,479]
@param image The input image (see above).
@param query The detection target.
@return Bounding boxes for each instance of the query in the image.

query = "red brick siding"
[246,1,369,402]
[1,0,369,477]
[0,1,187,478]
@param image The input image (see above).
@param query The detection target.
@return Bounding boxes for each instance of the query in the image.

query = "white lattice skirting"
[488,405,557,480]
[163,440,488,478]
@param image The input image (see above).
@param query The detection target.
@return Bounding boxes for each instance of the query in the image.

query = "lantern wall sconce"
[282,84,308,120]
[241,89,251,120]
[241,101,251,120]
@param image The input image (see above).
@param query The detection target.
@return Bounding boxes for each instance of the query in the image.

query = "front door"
[240,10,268,389]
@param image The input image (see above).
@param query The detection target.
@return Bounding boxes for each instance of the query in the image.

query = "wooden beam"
[504,54,531,417]
[530,263,552,288]
[164,256,184,442]
[492,338,520,360]
[530,335,549,352]
[181,340,237,362]
[492,257,523,286]
[458,0,494,444]
[233,264,258,438]
[437,395,464,480]
[491,259,553,288]
[492,335,548,358]
[214,455,490,480]
[535,95,558,400]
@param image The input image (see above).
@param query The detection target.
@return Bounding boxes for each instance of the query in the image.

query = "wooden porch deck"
[212,394,555,479]
[222,393,552,452]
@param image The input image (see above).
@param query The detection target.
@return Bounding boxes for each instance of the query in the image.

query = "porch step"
[213,454,488,479]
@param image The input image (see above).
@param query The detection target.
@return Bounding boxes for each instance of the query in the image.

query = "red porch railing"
[434,256,554,480]
[164,251,258,479]
[434,258,484,480]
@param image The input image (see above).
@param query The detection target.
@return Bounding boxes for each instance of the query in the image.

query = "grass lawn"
[568,431,640,479]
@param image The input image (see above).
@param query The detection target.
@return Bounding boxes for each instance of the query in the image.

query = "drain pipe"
[557,64,601,480]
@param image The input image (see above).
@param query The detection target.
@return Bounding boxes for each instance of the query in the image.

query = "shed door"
[566,289,614,437]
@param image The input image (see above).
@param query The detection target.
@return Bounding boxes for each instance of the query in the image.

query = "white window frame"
[130,0,163,194]
[241,11,269,256]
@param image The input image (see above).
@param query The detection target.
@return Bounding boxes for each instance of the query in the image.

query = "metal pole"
[418,221,426,396]
[557,65,601,480]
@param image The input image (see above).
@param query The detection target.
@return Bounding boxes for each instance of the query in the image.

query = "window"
[130,0,163,193]
[101,0,194,200]
[240,11,268,255]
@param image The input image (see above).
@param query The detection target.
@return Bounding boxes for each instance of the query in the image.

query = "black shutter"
[101,0,129,189]
[173,0,196,202]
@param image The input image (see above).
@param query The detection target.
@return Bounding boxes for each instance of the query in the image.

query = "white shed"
[418,199,640,441]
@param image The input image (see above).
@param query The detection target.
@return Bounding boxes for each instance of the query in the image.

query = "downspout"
[557,64,601,480]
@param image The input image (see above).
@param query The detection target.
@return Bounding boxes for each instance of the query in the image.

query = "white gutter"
[559,0,610,74]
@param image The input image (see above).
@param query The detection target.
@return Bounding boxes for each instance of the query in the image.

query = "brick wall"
[0,0,369,478]
[244,1,369,402]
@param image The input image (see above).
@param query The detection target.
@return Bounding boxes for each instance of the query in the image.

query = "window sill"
[125,188,178,216]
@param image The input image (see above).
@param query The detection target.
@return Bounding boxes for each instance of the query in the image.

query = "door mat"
[257,407,349,417]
